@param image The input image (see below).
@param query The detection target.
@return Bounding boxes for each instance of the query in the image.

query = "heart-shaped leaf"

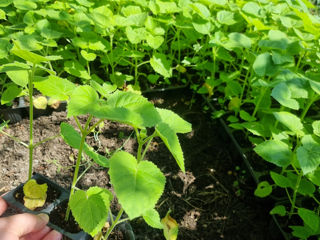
[69,187,112,237]
[109,151,165,219]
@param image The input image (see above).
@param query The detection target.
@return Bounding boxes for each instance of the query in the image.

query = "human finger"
[21,226,51,240]
[43,230,63,240]
[0,213,49,237]
[0,197,8,216]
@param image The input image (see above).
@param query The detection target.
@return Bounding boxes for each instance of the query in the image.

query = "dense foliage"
[1,0,320,239]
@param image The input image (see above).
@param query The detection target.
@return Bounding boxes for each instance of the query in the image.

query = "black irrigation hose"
[203,95,289,240]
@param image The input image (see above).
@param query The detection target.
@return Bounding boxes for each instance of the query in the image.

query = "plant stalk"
[28,64,36,180]
[104,208,124,239]
[289,171,302,218]
[65,116,92,221]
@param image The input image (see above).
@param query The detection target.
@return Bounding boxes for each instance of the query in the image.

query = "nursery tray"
[2,173,135,240]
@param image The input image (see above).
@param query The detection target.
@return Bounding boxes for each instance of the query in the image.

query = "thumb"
[0,213,49,237]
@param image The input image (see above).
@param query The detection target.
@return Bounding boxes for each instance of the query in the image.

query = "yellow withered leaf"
[23,179,48,210]
[33,96,48,109]
[161,211,179,240]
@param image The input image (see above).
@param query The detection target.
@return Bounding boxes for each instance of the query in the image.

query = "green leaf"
[253,53,279,76]
[96,91,160,128]
[6,70,29,87]
[146,34,164,49]
[81,50,96,62]
[273,111,303,134]
[312,121,320,137]
[143,209,163,229]
[13,0,37,10]
[0,0,12,7]
[271,83,299,110]
[70,187,111,237]
[297,135,320,175]
[156,108,191,134]
[125,27,146,44]
[192,18,212,35]
[298,208,320,232]
[190,3,210,18]
[11,48,48,64]
[0,39,11,58]
[60,123,109,167]
[36,19,63,39]
[64,61,90,80]
[259,30,289,50]
[150,53,172,78]
[270,171,291,188]
[290,225,315,239]
[109,151,165,219]
[239,110,256,122]
[307,169,320,186]
[254,140,291,167]
[242,2,261,17]
[34,75,75,101]
[226,32,251,49]
[217,10,236,25]
[67,85,99,117]
[1,85,22,104]
[272,51,294,65]
[270,205,286,216]
[254,181,272,198]
[90,81,117,99]
[156,122,185,172]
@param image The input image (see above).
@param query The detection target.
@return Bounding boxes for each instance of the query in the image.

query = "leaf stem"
[33,135,60,148]
[0,130,28,147]
[65,115,92,221]
[104,208,124,239]
[28,63,36,180]
[141,132,157,161]
[300,93,319,121]
[289,171,302,218]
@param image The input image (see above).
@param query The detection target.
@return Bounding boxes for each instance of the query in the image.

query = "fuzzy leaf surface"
[34,75,76,101]
[70,187,111,237]
[254,140,291,167]
[109,151,165,219]
[297,135,320,175]
[156,122,185,172]
[156,108,192,134]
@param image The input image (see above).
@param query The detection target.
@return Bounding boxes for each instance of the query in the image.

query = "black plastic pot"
[2,173,135,240]
[0,97,67,124]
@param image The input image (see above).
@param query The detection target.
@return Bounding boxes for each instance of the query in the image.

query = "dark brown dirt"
[0,89,281,240]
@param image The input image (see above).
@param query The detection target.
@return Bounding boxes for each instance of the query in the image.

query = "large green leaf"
[253,52,278,76]
[109,151,165,219]
[64,61,90,80]
[13,0,37,10]
[11,48,48,64]
[67,85,99,117]
[36,19,63,39]
[6,70,29,87]
[217,10,236,25]
[225,32,251,49]
[273,111,303,135]
[259,30,289,50]
[34,75,75,101]
[70,187,112,237]
[254,140,291,167]
[0,62,30,72]
[156,122,185,172]
[156,108,191,134]
[97,91,160,128]
[297,135,320,175]
[60,123,109,167]
[270,171,291,188]
[150,53,172,78]
[254,181,272,197]
[298,208,320,232]
[1,85,22,104]
[271,83,299,110]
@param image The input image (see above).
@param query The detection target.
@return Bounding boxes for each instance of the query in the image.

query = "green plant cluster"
[1,0,320,239]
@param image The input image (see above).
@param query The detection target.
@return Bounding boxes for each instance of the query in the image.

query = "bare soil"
[0,89,281,239]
